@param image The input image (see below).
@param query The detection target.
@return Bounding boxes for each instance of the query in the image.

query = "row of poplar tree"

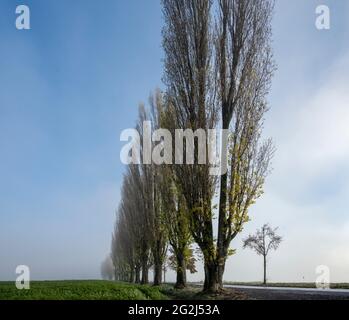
[110,0,276,293]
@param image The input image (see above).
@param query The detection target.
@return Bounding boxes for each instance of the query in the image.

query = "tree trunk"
[263,255,267,285]
[175,253,187,289]
[114,268,118,282]
[153,262,162,286]
[204,264,208,290]
[135,265,141,284]
[141,260,149,285]
[217,120,229,290]
[129,266,135,283]
[217,260,226,289]
[203,261,219,293]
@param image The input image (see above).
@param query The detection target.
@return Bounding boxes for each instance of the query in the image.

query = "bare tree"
[160,168,192,288]
[111,0,275,293]
[111,91,171,286]
[148,91,169,286]
[157,90,198,289]
[215,0,276,289]
[135,106,154,285]
[110,164,151,284]
[162,0,275,292]
[101,256,115,281]
[162,0,220,293]
[243,224,282,285]
[111,213,132,282]
[111,206,136,282]
[125,166,145,283]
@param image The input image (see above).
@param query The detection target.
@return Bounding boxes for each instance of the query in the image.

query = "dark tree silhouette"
[243,224,282,285]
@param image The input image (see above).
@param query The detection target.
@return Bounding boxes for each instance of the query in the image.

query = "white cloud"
[278,56,349,180]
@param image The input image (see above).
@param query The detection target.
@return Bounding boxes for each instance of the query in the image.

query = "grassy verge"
[161,285,248,300]
[0,281,250,300]
[0,280,168,300]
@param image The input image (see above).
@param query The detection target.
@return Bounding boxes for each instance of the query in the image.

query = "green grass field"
[3,280,348,300]
[0,281,168,300]
[0,281,246,300]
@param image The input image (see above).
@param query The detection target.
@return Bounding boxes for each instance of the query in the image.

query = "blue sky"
[1,0,349,282]
[0,0,163,280]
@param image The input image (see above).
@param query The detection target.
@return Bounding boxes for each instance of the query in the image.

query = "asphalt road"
[226,285,349,300]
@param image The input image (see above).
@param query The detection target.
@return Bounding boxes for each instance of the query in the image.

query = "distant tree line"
[109,91,198,288]
[106,0,275,293]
